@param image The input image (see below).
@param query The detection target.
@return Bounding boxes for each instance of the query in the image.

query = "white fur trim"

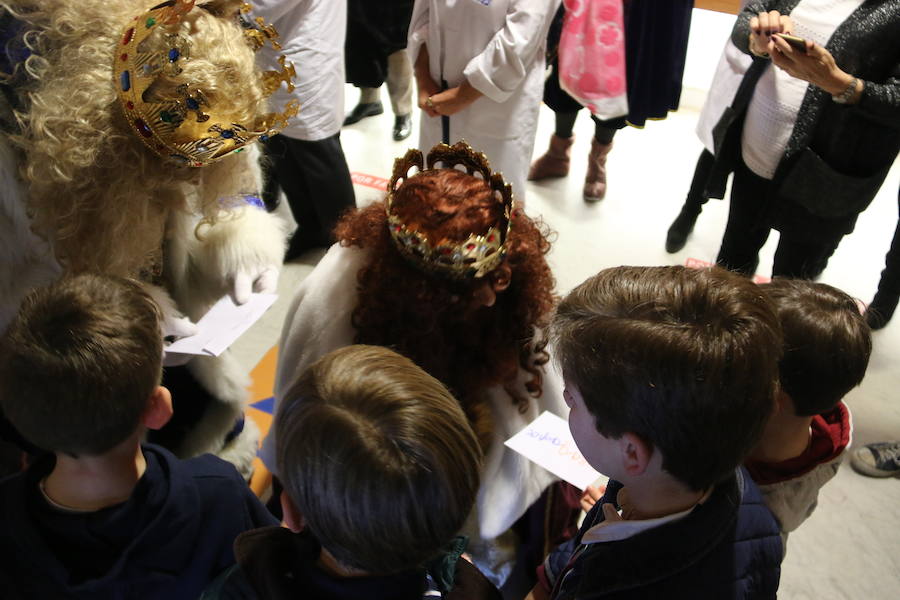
[167,205,288,320]
[217,418,261,480]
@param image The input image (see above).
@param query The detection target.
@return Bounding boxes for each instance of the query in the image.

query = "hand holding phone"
[776,33,808,53]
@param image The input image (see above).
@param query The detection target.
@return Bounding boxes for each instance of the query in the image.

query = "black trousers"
[716,160,845,280]
[262,133,356,249]
[875,189,900,296]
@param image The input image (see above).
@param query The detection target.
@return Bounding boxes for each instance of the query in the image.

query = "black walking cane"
[441,78,450,144]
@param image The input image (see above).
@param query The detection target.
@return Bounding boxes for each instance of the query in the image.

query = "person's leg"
[582,117,620,202]
[715,163,772,277]
[344,87,384,126]
[867,192,900,329]
[666,149,716,253]
[528,111,578,181]
[770,234,842,280]
[386,50,413,141]
[281,133,357,260]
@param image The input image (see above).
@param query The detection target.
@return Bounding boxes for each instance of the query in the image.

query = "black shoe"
[284,233,329,262]
[866,290,899,330]
[665,203,703,253]
[343,101,384,126]
[393,114,412,141]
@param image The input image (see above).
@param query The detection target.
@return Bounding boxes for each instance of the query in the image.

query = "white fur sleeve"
[166,204,289,320]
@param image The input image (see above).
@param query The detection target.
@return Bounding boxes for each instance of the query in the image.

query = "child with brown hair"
[0,274,275,599]
[532,265,784,599]
[203,345,499,599]
[747,279,871,545]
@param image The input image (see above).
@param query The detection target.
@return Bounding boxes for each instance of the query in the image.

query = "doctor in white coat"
[408,0,561,203]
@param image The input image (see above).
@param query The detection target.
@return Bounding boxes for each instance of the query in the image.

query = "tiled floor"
[232,9,900,599]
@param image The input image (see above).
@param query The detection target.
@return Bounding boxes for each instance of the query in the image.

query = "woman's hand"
[414,43,441,117]
[770,36,861,101]
[428,80,483,116]
[417,76,441,117]
[748,11,793,57]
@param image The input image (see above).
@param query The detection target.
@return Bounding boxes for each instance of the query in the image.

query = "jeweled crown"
[115,0,299,167]
[385,141,514,280]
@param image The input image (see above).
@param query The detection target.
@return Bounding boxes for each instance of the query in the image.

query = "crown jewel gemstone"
[123,28,134,45]
[134,119,153,138]
[120,71,131,92]
[168,48,180,62]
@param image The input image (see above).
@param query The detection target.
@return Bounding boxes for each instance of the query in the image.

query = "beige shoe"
[528,134,574,181]
[584,139,613,202]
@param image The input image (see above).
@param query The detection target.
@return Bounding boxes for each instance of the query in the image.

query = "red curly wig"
[335,168,556,448]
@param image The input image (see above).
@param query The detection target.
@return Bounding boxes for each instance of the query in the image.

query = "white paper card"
[504,411,603,491]
[164,293,278,357]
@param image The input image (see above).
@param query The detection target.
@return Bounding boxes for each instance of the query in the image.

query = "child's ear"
[619,432,653,476]
[281,490,306,533]
[143,386,173,430]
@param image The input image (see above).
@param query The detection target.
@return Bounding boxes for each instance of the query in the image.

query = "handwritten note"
[505,411,604,490]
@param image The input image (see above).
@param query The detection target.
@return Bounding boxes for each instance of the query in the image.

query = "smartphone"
[776,33,808,52]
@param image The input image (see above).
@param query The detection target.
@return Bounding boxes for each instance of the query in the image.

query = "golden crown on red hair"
[385,141,514,280]
[115,0,299,167]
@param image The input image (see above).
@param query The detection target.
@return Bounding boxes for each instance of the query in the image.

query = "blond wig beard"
[4,0,269,277]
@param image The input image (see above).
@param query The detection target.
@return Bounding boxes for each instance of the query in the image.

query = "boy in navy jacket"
[531,266,784,599]
[0,274,275,599]
[202,345,501,600]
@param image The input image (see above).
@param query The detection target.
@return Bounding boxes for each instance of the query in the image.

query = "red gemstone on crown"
[126,101,134,110]
[120,53,128,62]
[123,28,134,45]
[466,243,476,250]
[134,119,153,138]
[487,234,495,242]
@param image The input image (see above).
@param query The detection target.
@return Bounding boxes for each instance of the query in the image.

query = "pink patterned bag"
[558,0,628,120]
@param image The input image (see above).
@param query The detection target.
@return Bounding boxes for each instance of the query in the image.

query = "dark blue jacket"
[0,444,277,600]
[542,468,782,599]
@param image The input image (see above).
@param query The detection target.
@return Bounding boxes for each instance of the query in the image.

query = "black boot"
[665,202,703,253]
[866,289,899,330]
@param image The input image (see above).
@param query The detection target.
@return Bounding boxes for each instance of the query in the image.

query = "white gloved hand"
[228,264,280,305]
[145,284,199,366]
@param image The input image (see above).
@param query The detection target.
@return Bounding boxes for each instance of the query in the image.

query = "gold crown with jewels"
[385,141,514,280]
[115,0,299,167]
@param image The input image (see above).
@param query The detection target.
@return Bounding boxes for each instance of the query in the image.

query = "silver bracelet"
[832,77,858,104]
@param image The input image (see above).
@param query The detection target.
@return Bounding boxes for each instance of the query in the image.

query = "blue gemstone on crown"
[220,129,235,139]
[186,97,199,110]
[120,71,131,92]
[168,48,180,63]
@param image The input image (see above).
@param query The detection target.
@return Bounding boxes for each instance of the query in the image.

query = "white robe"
[253,0,346,141]
[0,139,287,476]
[407,0,561,202]
[264,243,567,581]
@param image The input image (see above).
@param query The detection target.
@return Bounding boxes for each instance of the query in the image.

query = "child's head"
[275,345,482,575]
[553,266,783,491]
[759,279,871,416]
[0,274,164,456]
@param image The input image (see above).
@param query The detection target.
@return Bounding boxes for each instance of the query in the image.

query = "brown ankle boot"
[584,139,613,202]
[528,134,574,181]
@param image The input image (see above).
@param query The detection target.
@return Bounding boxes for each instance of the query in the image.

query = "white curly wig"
[4,0,269,276]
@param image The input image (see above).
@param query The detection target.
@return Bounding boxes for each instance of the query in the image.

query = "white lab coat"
[253,0,346,141]
[408,0,561,202]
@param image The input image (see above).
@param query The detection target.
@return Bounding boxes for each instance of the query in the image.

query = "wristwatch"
[832,77,859,104]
